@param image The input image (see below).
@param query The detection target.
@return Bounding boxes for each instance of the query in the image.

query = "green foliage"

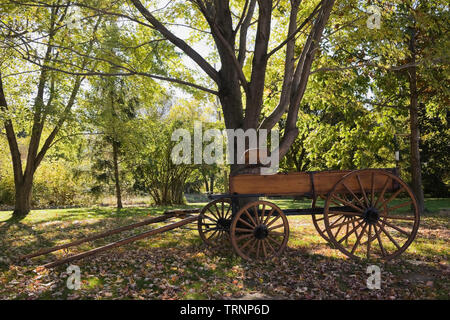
[1,0,448,209]
[420,108,450,197]
[32,160,94,207]
[279,0,449,198]
[0,154,94,208]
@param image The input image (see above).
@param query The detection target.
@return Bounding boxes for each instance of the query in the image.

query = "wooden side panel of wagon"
[229,169,396,196]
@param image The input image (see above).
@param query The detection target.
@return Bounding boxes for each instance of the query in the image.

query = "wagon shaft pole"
[41,215,199,269]
[21,209,200,260]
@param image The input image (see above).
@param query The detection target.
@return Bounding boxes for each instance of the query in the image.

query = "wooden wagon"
[23,167,420,268]
[198,168,420,261]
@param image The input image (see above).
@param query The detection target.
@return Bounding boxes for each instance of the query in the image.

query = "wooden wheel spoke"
[377,222,401,249]
[331,194,364,213]
[260,204,266,225]
[350,223,368,254]
[236,233,253,241]
[378,187,404,210]
[207,230,219,240]
[329,214,345,228]
[256,240,261,258]
[267,235,282,247]
[213,203,222,218]
[202,225,219,232]
[334,217,347,238]
[345,216,350,245]
[381,219,411,236]
[329,211,363,217]
[240,237,256,251]
[367,224,372,259]
[380,214,416,221]
[342,182,365,208]
[235,227,254,233]
[264,239,275,253]
[201,222,217,227]
[356,174,370,207]
[351,218,360,239]
[244,209,257,226]
[203,215,218,223]
[261,240,267,258]
[263,208,275,224]
[253,205,260,225]
[374,176,390,208]
[266,215,281,228]
[249,238,258,253]
[330,216,355,230]
[386,201,413,212]
[238,217,255,229]
[319,194,341,206]
[314,213,339,222]
[374,225,387,257]
[329,196,344,207]
[268,223,285,231]
[269,231,286,237]
[224,204,231,218]
[337,219,363,244]
[338,217,354,237]
[207,208,220,221]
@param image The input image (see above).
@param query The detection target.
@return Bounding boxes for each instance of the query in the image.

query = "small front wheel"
[230,200,289,261]
[198,198,232,249]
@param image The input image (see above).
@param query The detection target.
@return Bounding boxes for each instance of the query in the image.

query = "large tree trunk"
[408,27,425,214]
[13,178,33,218]
[112,140,123,209]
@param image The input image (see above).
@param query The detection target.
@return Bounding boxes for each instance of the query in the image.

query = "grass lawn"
[0,198,448,300]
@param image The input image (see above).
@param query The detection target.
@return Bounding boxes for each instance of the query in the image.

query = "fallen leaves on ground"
[0,207,448,300]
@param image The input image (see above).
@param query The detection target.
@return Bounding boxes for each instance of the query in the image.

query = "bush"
[0,159,95,208]
[0,171,15,206]
[32,161,94,207]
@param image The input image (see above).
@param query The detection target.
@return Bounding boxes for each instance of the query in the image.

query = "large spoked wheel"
[324,169,420,261]
[198,198,232,249]
[230,200,290,261]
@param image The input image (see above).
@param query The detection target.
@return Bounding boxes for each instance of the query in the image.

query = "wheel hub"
[253,225,269,239]
[363,207,380,225]
[217,218,231,231]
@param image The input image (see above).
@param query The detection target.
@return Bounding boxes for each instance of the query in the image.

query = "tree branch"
[130,0,219,83]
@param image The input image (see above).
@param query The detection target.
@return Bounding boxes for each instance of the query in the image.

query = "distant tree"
[419,107,449,197]
[0,4,101,218]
